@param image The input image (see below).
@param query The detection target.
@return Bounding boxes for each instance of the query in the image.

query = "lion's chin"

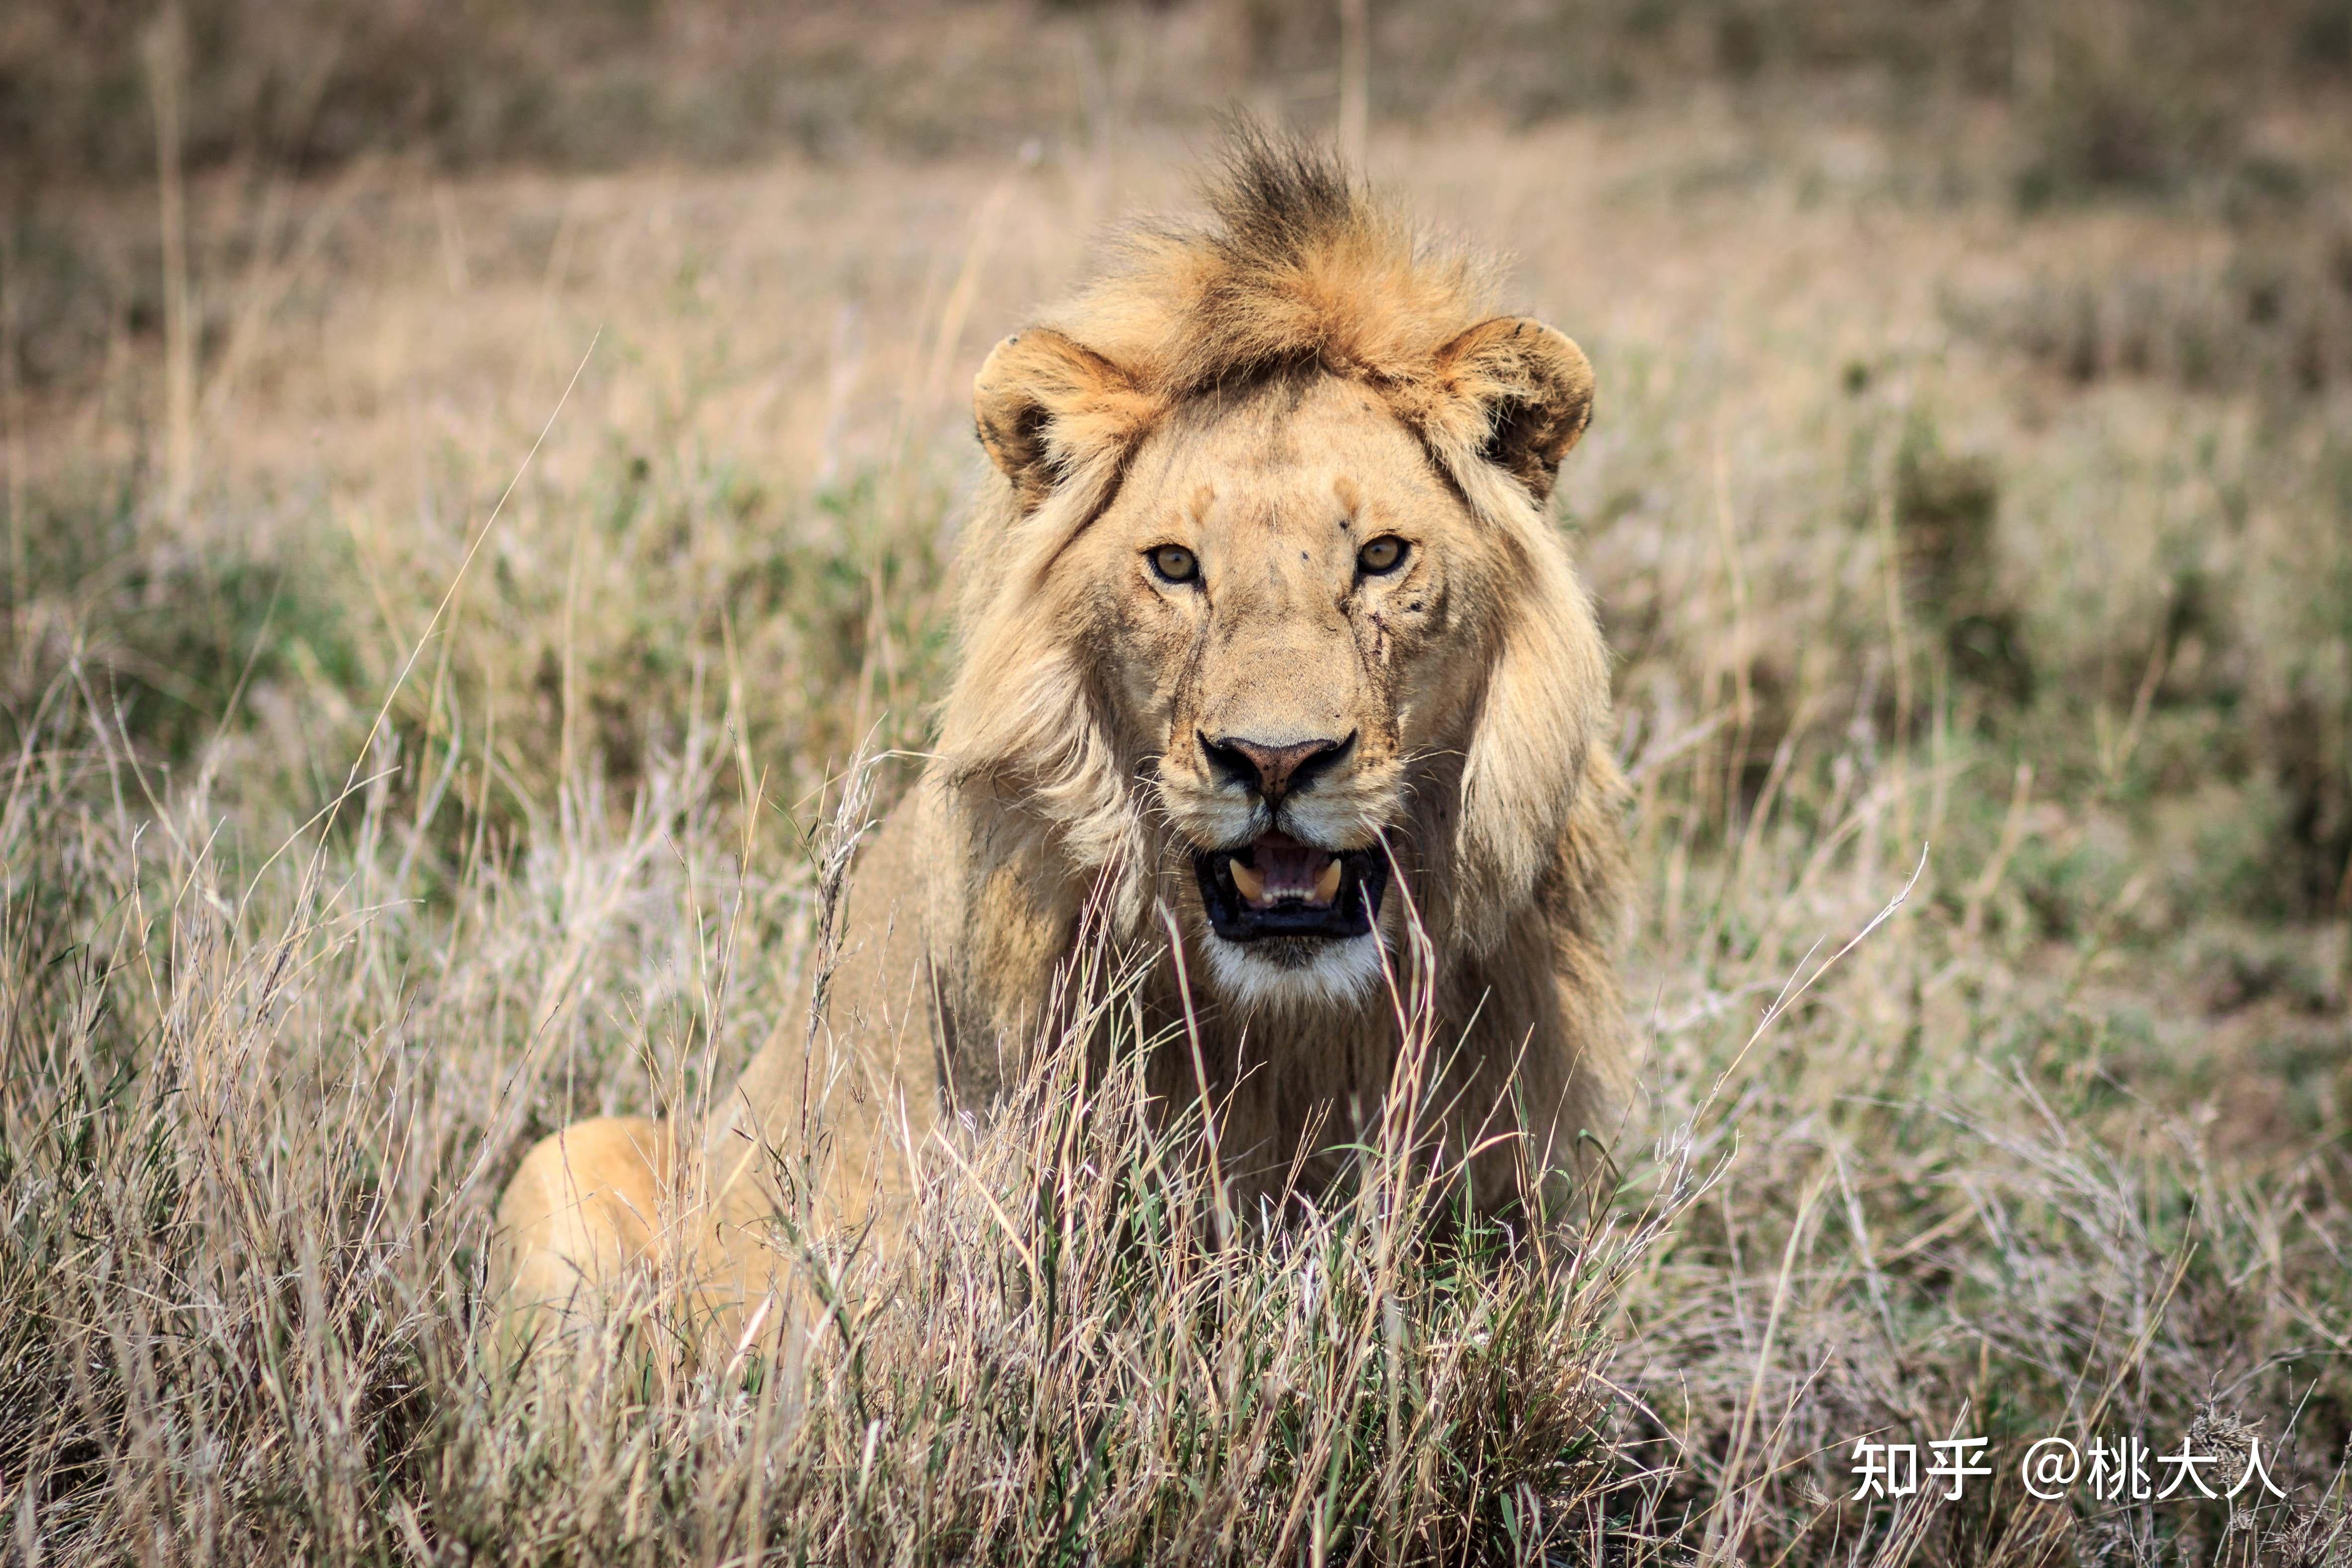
[1199,930,1387,1012]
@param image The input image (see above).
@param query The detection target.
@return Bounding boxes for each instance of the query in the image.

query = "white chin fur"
[1199,930,1386,1012]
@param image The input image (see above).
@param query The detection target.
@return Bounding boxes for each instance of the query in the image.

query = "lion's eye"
[1357,535,1408,575]
[1148,544,1199,584]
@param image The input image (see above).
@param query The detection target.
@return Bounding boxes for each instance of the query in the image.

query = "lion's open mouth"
[1192,831,1388,942]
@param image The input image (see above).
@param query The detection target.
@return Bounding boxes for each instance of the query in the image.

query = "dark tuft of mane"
[1201,123,1369,275]
[1055,119,1500,404]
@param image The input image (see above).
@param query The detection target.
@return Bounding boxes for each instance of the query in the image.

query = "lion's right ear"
[973,329,1159,512]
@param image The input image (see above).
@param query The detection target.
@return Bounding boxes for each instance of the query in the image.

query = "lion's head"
[940,135,1612,1014]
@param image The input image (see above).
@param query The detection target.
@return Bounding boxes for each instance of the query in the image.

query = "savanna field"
[4,3,2352,1562]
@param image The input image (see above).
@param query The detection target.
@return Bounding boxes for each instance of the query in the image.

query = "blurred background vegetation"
[9,0,2352,187]
[4,0,2352,185]
[4,3,2352,1563]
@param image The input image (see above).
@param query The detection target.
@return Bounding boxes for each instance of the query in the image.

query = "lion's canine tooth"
[1229,860,1267,905]
[1313,859,1342,904]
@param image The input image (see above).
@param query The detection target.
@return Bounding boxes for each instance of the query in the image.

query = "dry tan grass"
[3,92,2352,1564]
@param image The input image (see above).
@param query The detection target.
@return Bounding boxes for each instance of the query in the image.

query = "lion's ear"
[1423,318,1595,505]
[973,329,1158,512]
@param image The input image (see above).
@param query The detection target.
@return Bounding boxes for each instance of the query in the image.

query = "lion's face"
[1075,375,1509,1005]
[953,296,1606,1017]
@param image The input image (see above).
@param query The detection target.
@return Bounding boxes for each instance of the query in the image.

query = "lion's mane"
[945,131,1616,969]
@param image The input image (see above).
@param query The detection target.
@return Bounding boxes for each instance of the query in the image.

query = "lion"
[492,133,1635,1348]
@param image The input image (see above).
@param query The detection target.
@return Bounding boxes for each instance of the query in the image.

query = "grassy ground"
[4,87,2352,1564]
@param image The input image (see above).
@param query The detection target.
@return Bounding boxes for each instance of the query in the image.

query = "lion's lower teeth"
[1314,860,1342,903]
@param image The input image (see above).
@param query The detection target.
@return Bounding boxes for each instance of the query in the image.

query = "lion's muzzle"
[1192,831,1389,942]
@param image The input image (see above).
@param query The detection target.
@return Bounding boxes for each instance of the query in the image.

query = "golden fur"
[493,133,1634,1346]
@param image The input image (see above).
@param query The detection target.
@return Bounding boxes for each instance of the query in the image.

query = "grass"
[3,84,2352,1566]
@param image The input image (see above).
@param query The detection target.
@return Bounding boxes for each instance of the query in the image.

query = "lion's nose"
[1199,732,1355,805]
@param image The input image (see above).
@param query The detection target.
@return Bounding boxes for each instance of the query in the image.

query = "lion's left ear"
[1418,317,1595,505]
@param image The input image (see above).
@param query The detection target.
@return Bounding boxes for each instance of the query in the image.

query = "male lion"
[494,136,1634,1342]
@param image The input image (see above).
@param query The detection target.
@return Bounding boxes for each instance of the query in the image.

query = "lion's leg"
[491,1115,673,1350]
